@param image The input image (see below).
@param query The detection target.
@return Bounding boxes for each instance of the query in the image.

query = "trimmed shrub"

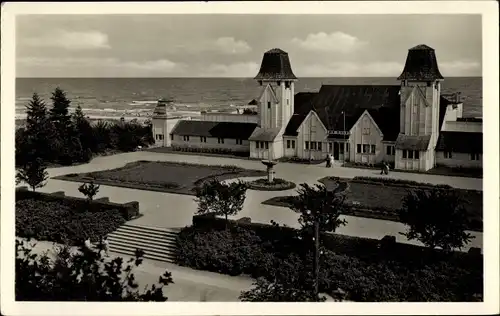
[16,198,125,245]
[247,178,297,191]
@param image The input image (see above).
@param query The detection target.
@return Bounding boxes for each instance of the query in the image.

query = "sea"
[15,77,483,119]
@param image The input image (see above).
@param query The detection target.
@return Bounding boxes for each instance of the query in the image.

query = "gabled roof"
[258,83,280,104]
[284,92,317,136]
[436,131,483,153]
[402,85,430,107]
[311,85,402,141]
[170,120,258,140]
[395,134,431,151]
[248,127,281,141]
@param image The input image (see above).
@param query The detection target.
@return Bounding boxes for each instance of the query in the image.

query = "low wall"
[16,187,140,220]
[192,213,482,260]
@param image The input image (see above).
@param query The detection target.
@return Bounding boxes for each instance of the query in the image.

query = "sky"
[16,14,482,78]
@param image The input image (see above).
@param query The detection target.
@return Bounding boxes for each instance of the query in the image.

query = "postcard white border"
[1,1,498,315]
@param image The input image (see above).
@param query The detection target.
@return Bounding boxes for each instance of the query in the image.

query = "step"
[109,244,175,263]
[107,233,177,249]
[108,241,176,258]
[114,227,178,240]
[110,248,175,264]
[115,225,178,238]
[107,237,177,253]
[122,223,180,235]
[110,229,177,244]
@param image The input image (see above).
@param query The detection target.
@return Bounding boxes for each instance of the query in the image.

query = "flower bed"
[350,176,453,189]
[176,215,483,301]
[54,161,267,196]
[247,178,297,191]
[16,198,125,245]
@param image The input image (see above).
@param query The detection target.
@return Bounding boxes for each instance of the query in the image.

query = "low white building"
[152,45,482,172]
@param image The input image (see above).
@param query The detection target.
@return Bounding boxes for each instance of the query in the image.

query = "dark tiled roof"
[395,134,431,151]
[254,48,297,80]
[284,92,317,136]
[397,44,444,81]
[248,99,259,105]
[171,120,257,140]
[248,127,281,141]
[311,85,401,141]
[436,131,483,153]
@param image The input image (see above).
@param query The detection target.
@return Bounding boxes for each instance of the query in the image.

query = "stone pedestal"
[261,160,277,184]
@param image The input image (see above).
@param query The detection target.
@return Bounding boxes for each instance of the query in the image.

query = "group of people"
[325,154,334,168]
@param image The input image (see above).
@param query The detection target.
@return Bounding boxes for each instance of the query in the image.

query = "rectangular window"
[260,141,264,149]
[265,142,269,149]
[287,99,289,105]
[386,145,391,155]
[357,144,361,153]
[200,136,207,143]
[414,151,420,159]
[183,135,190,142]
[370,145,376,154]
[305,141,309,150]
[363,127,370,135]
[218,138,224,144]
[408,150,414,159]
[345,144,349,152]
[256,142,259,149]
[235,139,243,145]
[403,150,407,159]
[267,101,271,109]
[291,140,295,149]
[318,142,322,151]
[363,144,370,153]
[470,153,480,160]
[287,140,291,149]
[444,151,452,159]
[311,142,317,150]
[170,134,173,141]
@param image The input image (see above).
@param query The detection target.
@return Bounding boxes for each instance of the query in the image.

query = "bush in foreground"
[16,240,172,301]
[176,224,483,301]
[16,198,125,245]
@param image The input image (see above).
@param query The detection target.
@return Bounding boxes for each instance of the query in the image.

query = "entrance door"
[333,142,340,160]
[339,142,345,161]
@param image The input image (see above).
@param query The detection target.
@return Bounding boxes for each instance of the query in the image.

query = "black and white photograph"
[1,1,498,315]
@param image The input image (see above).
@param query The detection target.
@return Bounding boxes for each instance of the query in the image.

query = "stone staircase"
[106,223,179,263]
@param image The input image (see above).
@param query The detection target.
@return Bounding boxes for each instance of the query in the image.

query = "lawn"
[54,160,267,195]
[262,177,483,232]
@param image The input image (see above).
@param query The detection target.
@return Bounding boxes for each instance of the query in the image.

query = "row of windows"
[256,141,269,149]
[386,145,396,156]
[168,135,244,145]
[286,140,296,149]
[305,141,322,151]
[402,150,420,160]
[356,144,376,154]
[444,152,481,161]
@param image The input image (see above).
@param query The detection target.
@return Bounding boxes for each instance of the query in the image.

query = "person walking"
[329,154,334,168]
[325,154,331,168]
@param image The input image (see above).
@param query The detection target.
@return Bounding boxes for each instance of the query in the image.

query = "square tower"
[254,48,297,130]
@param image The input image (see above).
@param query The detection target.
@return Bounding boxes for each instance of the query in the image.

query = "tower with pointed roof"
[396,44,444,170]
[254,48,297,130]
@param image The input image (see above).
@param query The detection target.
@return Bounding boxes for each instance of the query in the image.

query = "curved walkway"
[38,151,482,251]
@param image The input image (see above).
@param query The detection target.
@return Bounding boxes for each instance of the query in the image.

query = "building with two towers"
[152,45,483,172]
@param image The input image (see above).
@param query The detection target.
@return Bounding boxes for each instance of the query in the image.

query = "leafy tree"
[78,181,100,201]
[16,240,173,301]
[16,158,48,191]
[289,181,349,234]
[72,105,96,155]
[194,178,248,224]
[399,188,475,252]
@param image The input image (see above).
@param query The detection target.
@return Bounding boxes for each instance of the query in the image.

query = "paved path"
[38,151,482,251]
[17,238,254,302]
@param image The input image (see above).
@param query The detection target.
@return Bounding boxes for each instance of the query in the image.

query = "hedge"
[16,187,140,220]
[350,176,454,189]
[247,178,297,191]
[177,214,483,301]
